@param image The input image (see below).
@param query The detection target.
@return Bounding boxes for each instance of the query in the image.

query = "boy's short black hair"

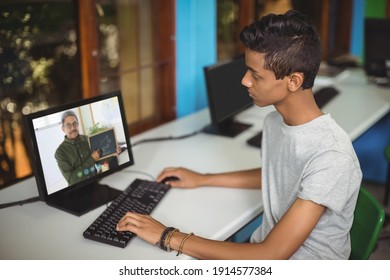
[240,10,322,89]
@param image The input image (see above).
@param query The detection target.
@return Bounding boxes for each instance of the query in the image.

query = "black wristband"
[157,227,175,251]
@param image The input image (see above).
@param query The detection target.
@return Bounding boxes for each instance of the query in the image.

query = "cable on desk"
[131,127,205,147]
[0,196,40,209]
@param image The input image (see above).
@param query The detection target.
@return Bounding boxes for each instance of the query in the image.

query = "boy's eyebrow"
[246,65,258,73]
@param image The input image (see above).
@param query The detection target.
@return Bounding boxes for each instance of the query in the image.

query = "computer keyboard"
[314,86,340,108]
[83,178,170,248]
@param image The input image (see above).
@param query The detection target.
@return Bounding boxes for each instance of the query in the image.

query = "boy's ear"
[287,72,304,92]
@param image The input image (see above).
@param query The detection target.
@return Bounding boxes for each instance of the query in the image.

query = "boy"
[117,10,362,259]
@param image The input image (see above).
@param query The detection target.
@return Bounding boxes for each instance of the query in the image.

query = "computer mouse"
[161,176,179,185]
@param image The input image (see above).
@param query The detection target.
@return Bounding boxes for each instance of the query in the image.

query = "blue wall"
[350,0,365,60]
[176,0,216,117]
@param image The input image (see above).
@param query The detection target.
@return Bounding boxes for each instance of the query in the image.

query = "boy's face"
[242,49,289,107]
[62,115,80,140]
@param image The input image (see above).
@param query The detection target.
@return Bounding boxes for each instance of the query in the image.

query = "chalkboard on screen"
[88,128,117,160]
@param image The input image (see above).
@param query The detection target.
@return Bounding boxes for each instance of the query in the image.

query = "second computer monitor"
[203,56,253,137]
[364,18,390,79]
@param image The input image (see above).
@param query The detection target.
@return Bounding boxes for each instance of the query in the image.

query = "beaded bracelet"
[156,227,175,251]
[176,232,194,256]
[165,228,178,252]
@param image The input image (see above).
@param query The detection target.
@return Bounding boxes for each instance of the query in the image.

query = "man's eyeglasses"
[64,121,79,129]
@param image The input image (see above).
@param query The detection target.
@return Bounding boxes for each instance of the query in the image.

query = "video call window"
[31,95,130,195]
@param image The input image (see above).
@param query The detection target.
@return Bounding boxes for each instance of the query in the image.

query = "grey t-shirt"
[250,111,362,259]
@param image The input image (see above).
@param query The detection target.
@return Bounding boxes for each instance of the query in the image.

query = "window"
[217,0,355,62]
[0,0,81,188]
[0,0,176,189]
[94,0,176,135]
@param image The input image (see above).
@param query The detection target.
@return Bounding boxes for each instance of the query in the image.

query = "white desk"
[314,68,390,141]
[0,68,389,260]
[0,108,263,260]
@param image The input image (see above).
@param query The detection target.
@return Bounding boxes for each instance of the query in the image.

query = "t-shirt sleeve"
[298,150,361,215]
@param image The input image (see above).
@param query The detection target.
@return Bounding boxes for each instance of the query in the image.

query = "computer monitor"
[364,18,390,79]
[203,56,253,137]
[23,91,134,216]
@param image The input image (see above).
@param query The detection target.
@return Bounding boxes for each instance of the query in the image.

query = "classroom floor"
[363,181,390,260]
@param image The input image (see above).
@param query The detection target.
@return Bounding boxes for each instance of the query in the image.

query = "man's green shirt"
[55,134,97,185]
